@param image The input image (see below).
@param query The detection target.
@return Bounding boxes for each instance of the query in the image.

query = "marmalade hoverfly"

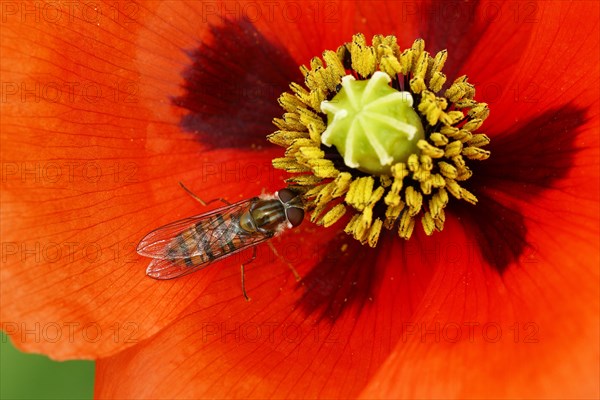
[137,187,304,299]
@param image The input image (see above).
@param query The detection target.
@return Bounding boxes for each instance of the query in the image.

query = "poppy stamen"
[269,34,491,246]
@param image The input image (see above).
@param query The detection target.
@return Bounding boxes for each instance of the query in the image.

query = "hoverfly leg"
[267,241,302,282]
[240,246,257,301]
[178,182,231,206]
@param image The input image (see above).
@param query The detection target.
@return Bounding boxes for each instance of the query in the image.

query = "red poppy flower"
[1,0,598,399]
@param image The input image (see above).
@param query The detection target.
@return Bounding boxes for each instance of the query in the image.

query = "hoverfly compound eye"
[286,207,304,228]
[277,188,296,204]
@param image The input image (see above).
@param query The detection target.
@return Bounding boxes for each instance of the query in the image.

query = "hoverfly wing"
[144,230,271,279]
[137,200,248,258]
[137,215,208,258]
[137,198,271,280]
[145,257,197,280]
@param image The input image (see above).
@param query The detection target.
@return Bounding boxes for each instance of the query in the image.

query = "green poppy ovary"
[320,71,424,175]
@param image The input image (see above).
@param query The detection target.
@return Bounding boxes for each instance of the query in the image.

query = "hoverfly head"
[277,188,305,228]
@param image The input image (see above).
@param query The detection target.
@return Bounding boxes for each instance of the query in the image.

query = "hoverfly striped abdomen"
[169,211,248,268]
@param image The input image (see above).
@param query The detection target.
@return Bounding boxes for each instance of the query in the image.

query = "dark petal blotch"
[455,105,589,272]
[173,18,300,149]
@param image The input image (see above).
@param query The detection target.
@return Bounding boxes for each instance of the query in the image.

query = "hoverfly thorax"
[242,189,304,236]
[248,200,286,234]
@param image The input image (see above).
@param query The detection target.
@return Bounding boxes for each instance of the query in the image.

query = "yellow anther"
[462,147,491,160]
[308,158,339,178]
[345,176,374,211]
[332,172,352,197]
[438,161,458,179]
[350,33,376,78]
[407,154,420,172]
[422,211,435,235]
[444,140,463,158]
[460,187,478,205]
[367,218,384,247]
[462,118,483,131]
[398,210,415,239]
[445,178,462,199]
[405,186,423,216]
[418,140,445,158]
[467,134,491,147]
[430,132,449,146]
[320,203,347,227]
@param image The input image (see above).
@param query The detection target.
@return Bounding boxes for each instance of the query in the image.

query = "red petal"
[94,227,441,399]
[360,0,600,397]
[0,1,288,359]
[4,2,599,399]
[360,205,599,398]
